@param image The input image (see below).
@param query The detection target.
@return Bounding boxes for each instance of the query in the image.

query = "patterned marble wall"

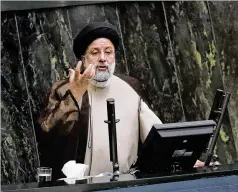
[1,1,238,184]
[209,1,238,163]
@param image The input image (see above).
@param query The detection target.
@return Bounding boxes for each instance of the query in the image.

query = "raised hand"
[68,61,96,100]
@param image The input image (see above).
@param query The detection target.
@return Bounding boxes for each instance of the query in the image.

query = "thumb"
[68,69,75,82]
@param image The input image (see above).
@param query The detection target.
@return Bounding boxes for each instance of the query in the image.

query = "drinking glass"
[37,167,52,182]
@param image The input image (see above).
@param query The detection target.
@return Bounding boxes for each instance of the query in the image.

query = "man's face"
[83,38,116,82]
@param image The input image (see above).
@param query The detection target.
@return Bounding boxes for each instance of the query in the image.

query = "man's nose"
[98,52,106,62]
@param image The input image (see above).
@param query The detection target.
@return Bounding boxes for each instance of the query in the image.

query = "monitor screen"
[136,120,215,174]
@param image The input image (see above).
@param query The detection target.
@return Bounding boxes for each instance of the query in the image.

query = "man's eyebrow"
[105,47,114,50]
[87,48,99,52]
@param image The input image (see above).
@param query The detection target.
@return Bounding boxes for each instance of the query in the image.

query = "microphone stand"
[104,98,120,181]
[204,89,231,166]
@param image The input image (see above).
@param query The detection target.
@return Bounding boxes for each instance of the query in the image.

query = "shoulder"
[114,74,147,101]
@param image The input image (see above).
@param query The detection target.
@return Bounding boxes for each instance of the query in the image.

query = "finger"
[82,64,95,83]
[88,63,96,76]
[89,66,96,77]
[82,64,93,78]
[92,63,98,71]
[69,69,75,83]
[75,61,82,80]
[75,60,82,71]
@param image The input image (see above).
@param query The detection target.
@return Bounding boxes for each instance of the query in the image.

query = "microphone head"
[107,98,115,104]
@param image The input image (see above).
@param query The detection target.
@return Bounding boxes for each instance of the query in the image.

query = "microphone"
[205,90,231,166]
[104,98,120,181]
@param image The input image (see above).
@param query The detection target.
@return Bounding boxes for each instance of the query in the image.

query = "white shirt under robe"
[82,75,162,176]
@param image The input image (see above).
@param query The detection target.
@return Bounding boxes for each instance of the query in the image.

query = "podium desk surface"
[2,164,238,192]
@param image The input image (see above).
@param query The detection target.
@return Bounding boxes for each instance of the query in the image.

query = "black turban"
[73,22,120,59]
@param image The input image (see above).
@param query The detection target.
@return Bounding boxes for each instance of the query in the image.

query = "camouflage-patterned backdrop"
[1,1,238,184]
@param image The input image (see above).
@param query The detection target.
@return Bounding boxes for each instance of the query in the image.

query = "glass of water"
[37,167,52,182]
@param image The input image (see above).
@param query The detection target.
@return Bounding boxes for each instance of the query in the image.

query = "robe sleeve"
[39,81,80,134]
[139,99,162,143]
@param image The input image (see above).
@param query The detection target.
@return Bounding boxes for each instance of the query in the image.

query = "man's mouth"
[97,65,108,71]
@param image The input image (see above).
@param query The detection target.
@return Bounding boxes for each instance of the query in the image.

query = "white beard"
[90,62,115,88]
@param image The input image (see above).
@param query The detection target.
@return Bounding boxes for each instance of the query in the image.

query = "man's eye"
[105,50,112,54]
[91,52,98,55]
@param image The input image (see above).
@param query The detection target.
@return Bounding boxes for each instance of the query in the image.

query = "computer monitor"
[136,120,215,173]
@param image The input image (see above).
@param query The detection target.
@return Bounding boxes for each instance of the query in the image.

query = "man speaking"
[39,22,162,180]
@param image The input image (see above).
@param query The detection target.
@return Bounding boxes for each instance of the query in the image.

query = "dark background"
[1,1,238,184]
